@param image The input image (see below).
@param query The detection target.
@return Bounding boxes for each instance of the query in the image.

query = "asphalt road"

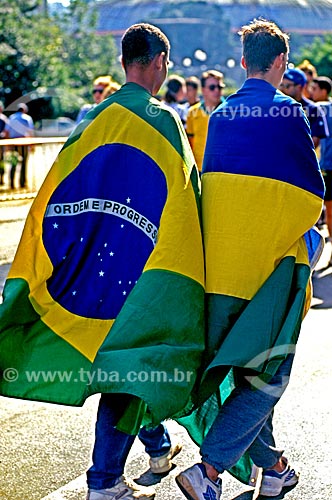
[1,200,332,500]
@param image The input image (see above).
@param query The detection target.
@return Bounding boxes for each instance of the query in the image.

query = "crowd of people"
[0,102,35,189]
[0,18,331,500]
[158,57,332,269]
[2,49,331,258]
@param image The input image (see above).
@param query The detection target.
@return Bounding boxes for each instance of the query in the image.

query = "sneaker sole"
[175,474,200,500]
[259,474,299,497]
[88,492,155,500]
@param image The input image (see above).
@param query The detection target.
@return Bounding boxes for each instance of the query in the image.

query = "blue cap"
[283,68,307,86]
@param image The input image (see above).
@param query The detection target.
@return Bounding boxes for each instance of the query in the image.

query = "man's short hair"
[201,70,225,88]
[312,76,332,95]
[284,68,307,87]
[93,75,113,88]
[240,18,289,75]
[122,23,170,69]
[298,59,317,79]
[164,75,185,103]
[17,103,28,113]
[186,76,200,90]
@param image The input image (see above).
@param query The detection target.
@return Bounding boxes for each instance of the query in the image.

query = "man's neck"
[203,101,219,114]
[125,66,155,94]
[246,73,277,88]
[247,63,284,89]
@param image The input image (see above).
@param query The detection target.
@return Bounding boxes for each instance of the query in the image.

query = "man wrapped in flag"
[176,19,325,500]
[0,24,205,499]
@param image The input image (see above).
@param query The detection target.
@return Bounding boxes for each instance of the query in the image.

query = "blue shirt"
[318,101,332,171]
[203,78,324,198]
[5,111,34,138]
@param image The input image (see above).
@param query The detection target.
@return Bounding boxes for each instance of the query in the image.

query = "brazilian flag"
[0,83,205,424]
[177,79,325,484]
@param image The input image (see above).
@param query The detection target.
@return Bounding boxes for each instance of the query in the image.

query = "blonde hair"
[297,59,317,79]
[93,75,113,87]
[101,81,121,100]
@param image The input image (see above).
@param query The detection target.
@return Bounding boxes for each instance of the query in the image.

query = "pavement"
[1,201,332,500]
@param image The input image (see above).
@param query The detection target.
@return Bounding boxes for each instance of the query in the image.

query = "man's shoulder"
[80,103,94,112]
[187,101,206,117]
[189,101,202,110]
[301,96,320,114]
[159,100,186,122]
[8,112,19,121]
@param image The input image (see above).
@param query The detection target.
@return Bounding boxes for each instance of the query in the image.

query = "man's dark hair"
[313,76,332,95]
[240,19,289,75]
[201,70,224,88]
[122,23,170,69]
[185,76,200,90]
[165,75,185,103]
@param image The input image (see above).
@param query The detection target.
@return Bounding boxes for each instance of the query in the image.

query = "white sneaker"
[176,463,222,500]
[259,458,299,497]
[87,476,155,499]
[149,441,183,474]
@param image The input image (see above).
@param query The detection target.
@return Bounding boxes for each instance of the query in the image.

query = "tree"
[0,0,121,120]
[296,35,332,79]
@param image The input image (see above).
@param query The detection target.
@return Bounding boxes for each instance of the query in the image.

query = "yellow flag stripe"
[203,172,322,299]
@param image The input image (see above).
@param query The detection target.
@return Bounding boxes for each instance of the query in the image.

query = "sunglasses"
[92,88,104,94]
[207,84,223,91]
[279,83,295,89]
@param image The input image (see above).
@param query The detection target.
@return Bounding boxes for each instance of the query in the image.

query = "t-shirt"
[317,100,332,171]
[301,96,329,139]
[186,101,210,171]
[5,111,34,138]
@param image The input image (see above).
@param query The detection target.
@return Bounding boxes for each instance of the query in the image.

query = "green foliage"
[296,35,332,79]
[0,0,122,119]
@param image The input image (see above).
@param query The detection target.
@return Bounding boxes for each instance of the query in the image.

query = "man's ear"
[155,52,165,71]
[241,56,247,70]
[274,53,285,70]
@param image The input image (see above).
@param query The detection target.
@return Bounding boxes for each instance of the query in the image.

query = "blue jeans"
[201,354,294,472]
[87,393,171,490]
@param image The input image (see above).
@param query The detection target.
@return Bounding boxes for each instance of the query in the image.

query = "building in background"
[95,0,332,86]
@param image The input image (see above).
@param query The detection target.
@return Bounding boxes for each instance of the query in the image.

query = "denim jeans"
[87,393,171,489]
[201,354,294,472]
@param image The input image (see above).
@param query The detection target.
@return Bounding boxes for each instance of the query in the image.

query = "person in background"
[162,74,187,125]
[101,80,121,101]
[186,70,225,172]
[297,59,317,100]
[75,75,114,123]
[185,76,201,107]
[4,102,34,189]
[0,101,8,185]
[280,68,328,148]
[310,75,332,263]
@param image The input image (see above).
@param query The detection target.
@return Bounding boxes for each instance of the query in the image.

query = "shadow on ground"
[232,491,255,499]
[312,265,332,309]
